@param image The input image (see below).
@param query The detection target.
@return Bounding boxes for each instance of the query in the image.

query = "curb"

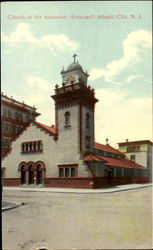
[2,201,24,212]
[99,184,153,194]
[34,184,152,194]
[3,184,152,194]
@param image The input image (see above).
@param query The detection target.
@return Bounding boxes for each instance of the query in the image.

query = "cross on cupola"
[73,53,77,63]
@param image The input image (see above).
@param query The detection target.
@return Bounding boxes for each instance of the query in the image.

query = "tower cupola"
[60,54,89,86]
[67,61,83,71]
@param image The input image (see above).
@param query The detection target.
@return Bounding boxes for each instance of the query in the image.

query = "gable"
[2,123,54,160]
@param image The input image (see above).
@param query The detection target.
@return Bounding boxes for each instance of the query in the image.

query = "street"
[2,187,152,250]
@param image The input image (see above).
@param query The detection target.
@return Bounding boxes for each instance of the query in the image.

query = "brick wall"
[44,177,93,189]
[3,178,21,186]
[92,176,149,188]
[2,176,149,188]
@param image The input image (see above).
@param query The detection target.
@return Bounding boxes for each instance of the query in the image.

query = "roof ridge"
[2,147,12,160]
[34,121,57,135]
[118,140,153,145]
[2,122,32,159]
[94,141,124,156]
[12,122,32,142]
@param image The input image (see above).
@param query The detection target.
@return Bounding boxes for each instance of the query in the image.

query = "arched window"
[37,165,42,171]
[86,113,90,128]
[64,111,70,127]
[21,166,26,184]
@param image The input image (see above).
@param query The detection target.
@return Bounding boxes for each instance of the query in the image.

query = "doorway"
[29,165,34,184]
[21,166,26,184]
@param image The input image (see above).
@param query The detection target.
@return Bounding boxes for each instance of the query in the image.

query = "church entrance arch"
[19,161,45,186]
[29,165,34,184]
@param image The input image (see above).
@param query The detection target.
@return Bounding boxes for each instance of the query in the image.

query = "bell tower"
[51,55,98,156]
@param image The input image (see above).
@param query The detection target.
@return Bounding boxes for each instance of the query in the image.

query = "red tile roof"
[84,153,107,162]
[94,142,124,156]
[34,121,57,135]
[84,153,144,169]
[2,121,57,159]
[103,156,144,169]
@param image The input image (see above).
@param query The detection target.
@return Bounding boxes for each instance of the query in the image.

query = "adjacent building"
[118,140,153,182]
[1,93,40,156]
[2,56,150,188]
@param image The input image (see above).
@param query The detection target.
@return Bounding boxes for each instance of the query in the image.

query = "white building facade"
[118,140,153,183]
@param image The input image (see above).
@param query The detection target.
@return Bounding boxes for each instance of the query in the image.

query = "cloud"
[2,23,79,55]
[126,74,144,83]
[2,23,38,44]
[24,94,54,125]
[89,30,152,84]
[88,68,105,82]
[13,75,55,125]
[24,76,51,90]
[40,34,79,53]
[14,92,54,125]
[95,88,152,147]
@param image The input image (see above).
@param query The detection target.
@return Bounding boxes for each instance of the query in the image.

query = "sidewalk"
[2,184,152,211]
[3,183,152,194]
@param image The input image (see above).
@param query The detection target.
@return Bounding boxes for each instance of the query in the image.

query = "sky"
[1,1,152,147]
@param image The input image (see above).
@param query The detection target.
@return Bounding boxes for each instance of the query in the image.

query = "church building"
[2,55,149,188]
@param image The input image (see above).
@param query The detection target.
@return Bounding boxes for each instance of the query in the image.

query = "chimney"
[51,125,54,128]
[126,139,128,142]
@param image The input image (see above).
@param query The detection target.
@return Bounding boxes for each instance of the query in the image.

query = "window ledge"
[21,150,43,153]
[59,176,77,178]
